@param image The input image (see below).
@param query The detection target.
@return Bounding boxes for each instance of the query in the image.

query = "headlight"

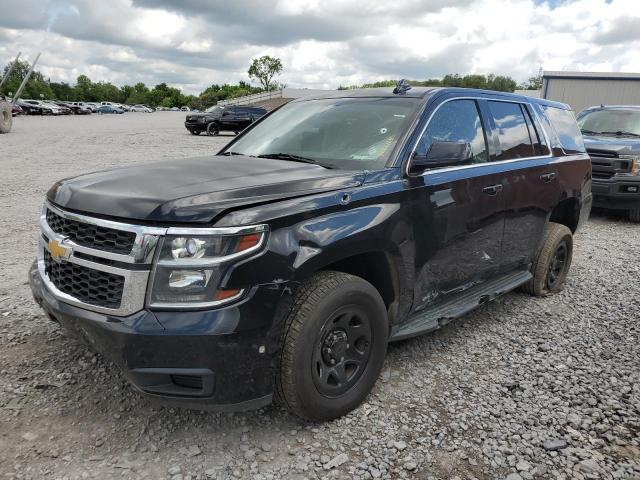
[147,226,267,309]
[621,155,640,176]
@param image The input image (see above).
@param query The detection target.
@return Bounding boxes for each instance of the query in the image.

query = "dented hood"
[47,155,364,224]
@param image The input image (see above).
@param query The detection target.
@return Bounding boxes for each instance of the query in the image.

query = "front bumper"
[184,120,206,131]
[29,261,280,411]
[592,176,640,210]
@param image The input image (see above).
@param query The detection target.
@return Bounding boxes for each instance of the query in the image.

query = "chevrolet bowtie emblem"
[48,239,72,263]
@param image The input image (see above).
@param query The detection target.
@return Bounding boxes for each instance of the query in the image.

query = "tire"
[629,209,640,223]
[520,222,573,296]
[206,123,219,136]
[275,271,388,421]
[0,102,12,134]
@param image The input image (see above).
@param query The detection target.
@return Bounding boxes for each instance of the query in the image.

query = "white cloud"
[0,0,639,94]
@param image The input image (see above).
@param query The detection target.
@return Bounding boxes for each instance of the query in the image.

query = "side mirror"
[410,141,474,173]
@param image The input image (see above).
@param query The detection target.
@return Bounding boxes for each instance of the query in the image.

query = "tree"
[248,55,283,91]
[520,71,543,90]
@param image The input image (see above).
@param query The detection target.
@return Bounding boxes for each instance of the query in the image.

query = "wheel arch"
[549,196,580,233]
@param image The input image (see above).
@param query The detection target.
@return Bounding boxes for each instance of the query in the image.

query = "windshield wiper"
[580,129,600,135]
[600,131,640,138]
[257,153,334,169]
[220,151,245,156]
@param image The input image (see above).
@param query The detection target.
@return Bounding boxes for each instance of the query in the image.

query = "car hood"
[583,135,640,155]
[47,155,364,224]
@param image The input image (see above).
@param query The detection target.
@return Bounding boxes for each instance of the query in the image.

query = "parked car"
[48,101,72,115]
[86,102,99,113]
[30,86,591,421]
[97,105,124,114]
[577,105,640,222]
[22,100,63,115]
[15,99,41,115]
[11,103,23,116]
[184,105,267,135]
[130,104,153,113]
[66,102,92,115]
[180,106,190,111]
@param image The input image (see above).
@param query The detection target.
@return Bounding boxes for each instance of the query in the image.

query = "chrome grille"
[44,250,124,309]
[46,208,136,254]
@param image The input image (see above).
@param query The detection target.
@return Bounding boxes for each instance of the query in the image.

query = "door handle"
[482,184,503,195]
[540,172,556,183]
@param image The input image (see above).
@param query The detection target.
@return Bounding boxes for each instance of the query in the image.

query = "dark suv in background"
[185,104,267,136]
[577,105,640,222]
[31,86,591,421]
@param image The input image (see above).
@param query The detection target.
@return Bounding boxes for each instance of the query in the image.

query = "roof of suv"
[580,105,640,112]
[293,87,570,109]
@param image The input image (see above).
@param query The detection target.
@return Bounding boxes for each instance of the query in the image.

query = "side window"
[522,105,550,156]
[417,99,488,164]
[488,101,535,160]
[542,106,586,154]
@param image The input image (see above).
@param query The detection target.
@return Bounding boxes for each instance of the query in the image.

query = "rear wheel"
[0,102,12,133]
[629,208,640,223]
[206,123,219,136]
[275,271,388,421]
[521,222,573,296]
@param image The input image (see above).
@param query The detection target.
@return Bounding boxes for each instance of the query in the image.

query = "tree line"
[0,59,263,109]
[1,55,542,110]
[339,73,533,92]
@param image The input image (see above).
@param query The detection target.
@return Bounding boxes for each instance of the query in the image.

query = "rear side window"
[417,99,488,164]
[488,101,536,160]
[542,106,586,154]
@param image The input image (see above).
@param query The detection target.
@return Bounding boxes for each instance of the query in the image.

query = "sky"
[0,0,638,94]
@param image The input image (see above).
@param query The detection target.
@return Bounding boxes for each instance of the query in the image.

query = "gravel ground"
[1,113,639,480]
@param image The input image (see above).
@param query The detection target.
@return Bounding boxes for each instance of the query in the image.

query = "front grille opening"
[170,374,203,390]
[46,209,136,255]
[44,250,124,309]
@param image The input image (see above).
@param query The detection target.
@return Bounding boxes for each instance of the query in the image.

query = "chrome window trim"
[405,96,553,177]
[39,201,269,316]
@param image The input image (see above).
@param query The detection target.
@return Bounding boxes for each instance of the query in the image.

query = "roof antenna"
[393,79,412,95]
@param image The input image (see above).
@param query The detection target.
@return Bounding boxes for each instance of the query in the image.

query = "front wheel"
[629,208,640,223]
[206,123,219,136]
[521,222,573,296]
[275,271,388,421]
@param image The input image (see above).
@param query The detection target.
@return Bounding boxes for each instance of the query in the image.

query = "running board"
[389,270,531,342]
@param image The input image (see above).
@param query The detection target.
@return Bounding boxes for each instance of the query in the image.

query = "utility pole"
[12,52,40,103]
[0,51,21,91]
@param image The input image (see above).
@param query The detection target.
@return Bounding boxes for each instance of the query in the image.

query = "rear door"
[408,97,507,312]
[483,99,559,273]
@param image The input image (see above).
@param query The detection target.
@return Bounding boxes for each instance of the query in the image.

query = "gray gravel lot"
[1,113,639,480]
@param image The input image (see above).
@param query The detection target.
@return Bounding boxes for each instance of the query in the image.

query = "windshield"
[577,109,640,136]
[224,97,420,170]
[205,106,223,114]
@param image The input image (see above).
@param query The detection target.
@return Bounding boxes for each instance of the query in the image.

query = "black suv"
[577,105,640,222]
[30,86,591,421]
[185,105,267,136]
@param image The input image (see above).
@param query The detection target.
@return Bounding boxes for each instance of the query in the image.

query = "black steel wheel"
[275,271,388,421]
[546,240,568,290]
[311,305,373,398]
[520,222,573,296]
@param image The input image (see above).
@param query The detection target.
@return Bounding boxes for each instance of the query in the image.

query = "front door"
[409,98,506,313]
